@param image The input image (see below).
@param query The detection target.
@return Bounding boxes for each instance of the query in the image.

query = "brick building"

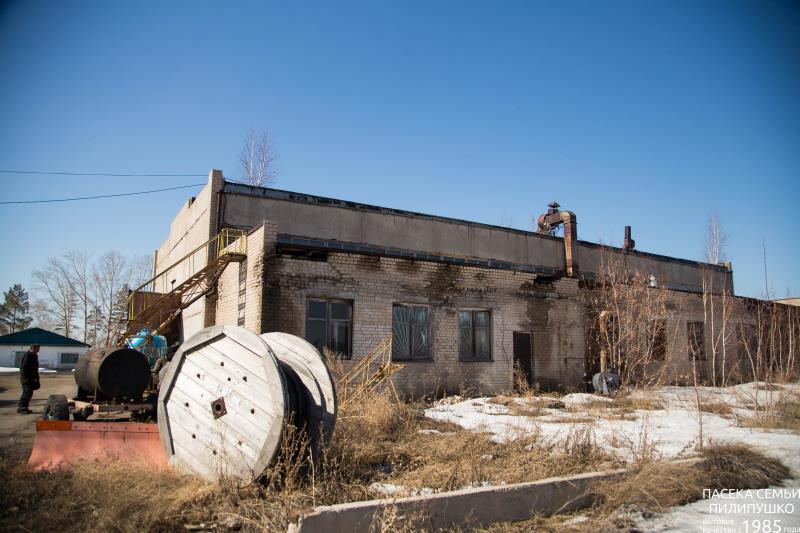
[152,171,788,395]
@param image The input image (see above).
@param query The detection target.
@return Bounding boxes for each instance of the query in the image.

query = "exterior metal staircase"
[116,229,247,346]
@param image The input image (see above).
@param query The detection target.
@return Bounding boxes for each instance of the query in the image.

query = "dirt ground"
[0,372,76,461]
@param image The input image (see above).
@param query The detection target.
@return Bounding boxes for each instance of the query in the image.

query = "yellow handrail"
[128,228,247,321]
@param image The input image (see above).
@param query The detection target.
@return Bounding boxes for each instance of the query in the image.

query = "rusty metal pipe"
[536,202,578,277]
[598,310,612,373]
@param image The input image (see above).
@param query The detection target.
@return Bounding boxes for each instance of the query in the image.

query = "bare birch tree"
[128,254,154,288]
[239,128,277,186]
[30,299,57,332]
[587,247,674,387]
[93,251,129,345]
[703,212,728,266]
[32,258,77,337]
[701,212,733,386]
[64,250,94,344]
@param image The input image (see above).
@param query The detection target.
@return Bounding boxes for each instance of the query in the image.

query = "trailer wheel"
[43,394,70,421]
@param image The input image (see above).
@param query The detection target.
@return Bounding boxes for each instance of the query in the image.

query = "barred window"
[306,299,352,359]
[392,304,431,360]
[459,310,492,361]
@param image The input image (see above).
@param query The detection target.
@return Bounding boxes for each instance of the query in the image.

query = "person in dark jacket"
[17,344,40,414]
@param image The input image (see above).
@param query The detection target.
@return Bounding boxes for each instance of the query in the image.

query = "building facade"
[152,171,793,395]
[0,328,90,370]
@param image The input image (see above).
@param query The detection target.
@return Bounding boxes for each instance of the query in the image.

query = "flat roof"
[224,181,729,273]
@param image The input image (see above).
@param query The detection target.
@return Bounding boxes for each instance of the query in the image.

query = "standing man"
[17,344,40,414]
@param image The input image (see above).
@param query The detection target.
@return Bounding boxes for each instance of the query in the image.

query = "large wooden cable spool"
[157,326,337,481]
[260,332,337,455]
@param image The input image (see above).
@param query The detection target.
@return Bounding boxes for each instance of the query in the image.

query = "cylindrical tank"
[158,326,337,482]
[75,347,152,401]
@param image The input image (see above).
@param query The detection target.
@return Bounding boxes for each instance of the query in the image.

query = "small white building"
[0,327,90,370]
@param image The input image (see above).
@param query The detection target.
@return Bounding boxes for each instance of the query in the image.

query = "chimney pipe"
[623,225,635,251]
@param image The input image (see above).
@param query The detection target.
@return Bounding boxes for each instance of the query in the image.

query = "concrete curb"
[288,458,705,532]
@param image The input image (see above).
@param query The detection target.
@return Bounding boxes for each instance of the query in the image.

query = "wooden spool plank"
[261,332,337,449]
[158,326,287,481]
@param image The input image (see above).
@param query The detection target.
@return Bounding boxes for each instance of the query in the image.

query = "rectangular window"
[688,321,705,361]
[647,319,667,361]
[459,310,492,361]
[392,304,431,360]
[60,353,80,365]
[306,299,352,359]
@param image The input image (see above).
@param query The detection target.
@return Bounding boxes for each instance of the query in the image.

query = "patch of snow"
[426,384,800,465]
[563,515,589,525]
[369,482,406,496]
[0,367,57,374]
[369,483,439,498]
[434,395,463,406]
[561,392,613,407]
[427,382,800,531]
[639,480,800,532]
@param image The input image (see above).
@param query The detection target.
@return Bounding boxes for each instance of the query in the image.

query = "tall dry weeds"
[585,442,790,529]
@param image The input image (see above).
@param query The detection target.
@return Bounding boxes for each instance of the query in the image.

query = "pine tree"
[0,284,33,334]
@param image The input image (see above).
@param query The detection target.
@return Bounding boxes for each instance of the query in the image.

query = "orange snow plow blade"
[28,420,168,470]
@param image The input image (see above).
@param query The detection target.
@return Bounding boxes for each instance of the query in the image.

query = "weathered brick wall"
[214,222,276,331]
[245,222,276,333]
[214,231,762,394]
[659,291,753,384]
[581,284,754,385]
[257,251,587,396]
[214,260,240,327]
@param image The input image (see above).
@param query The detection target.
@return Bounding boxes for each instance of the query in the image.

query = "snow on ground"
[424,382,800,531]
[0,367,57,374]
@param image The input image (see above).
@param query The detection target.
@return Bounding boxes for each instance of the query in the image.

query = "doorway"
[513,331,533,390]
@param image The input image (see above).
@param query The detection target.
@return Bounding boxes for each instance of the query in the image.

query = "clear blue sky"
[0,0,798,299]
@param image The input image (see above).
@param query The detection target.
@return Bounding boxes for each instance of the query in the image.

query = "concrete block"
[288,458,705,533]
[288,469,622,532]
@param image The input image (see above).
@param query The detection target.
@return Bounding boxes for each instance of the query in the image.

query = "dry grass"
[0,459,307,532]
[740,396,800,432]
[611,394,664,413]
[577,442,790,531]
[328,391,619,495]
[698,400,735,416]
[0,385,623,532]
[490,395,566,418]
[466,442,791,532]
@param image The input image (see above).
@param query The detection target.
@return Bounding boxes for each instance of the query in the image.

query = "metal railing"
[122,228,247,332]
[337,335,404,407]
[128,228,247,321]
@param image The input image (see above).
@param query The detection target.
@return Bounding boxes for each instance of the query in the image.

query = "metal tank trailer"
[28,325,337,483]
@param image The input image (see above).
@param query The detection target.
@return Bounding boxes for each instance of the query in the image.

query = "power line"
[0,183,204,205]
[0,170,206,177]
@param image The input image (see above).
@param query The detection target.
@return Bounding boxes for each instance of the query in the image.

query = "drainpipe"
[599,310,611,373]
